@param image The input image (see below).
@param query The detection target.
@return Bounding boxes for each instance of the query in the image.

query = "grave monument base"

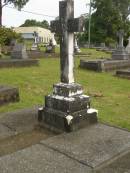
[116,69,130,79]
[80,59,130,72]
[38,83,98,132]
[0,85,19,106]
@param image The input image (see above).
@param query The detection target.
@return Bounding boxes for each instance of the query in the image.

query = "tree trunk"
[0,0,2,26]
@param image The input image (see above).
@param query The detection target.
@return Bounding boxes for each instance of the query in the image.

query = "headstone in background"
[45,39,55,53]
[74,35,81,53]
[31,31,39,51]
[11,43,28,59]
[38,0,98,132]
[126,37,130,54]
[112,29,129,60]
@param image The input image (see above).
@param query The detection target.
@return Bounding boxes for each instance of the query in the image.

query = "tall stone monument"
[112,29,129,60]
[38,0,98,132]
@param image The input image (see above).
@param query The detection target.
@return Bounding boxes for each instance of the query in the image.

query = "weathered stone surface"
[41,123,130,168]
[0,85,19,106]
[39,82,97,132]
[51,0,84,83]
[11,43,28,59]
[0,106,38,135]
[0,124,15,139]
[96,151,130,173]
[80,59,130,72]
[116,69,130,79]
[0,144,91,173]
[0,59,39,68]
[53,83,83,97]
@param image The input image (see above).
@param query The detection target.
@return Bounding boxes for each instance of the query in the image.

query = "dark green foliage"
[0,27,23,45]
[3,0,29,9]
[79,0,130,46]
[20,19,50,29]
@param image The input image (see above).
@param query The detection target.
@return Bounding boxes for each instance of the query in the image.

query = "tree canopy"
[0,0,29,26]
[20,19,50,29]
[79,0,130,46]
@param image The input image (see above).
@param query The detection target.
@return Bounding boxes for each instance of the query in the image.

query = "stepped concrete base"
[38,83,98,132]
[0,123,130,172]
[80,59,130,72]
[116,69,130,79]
[0,85,19,106]
[0,59,39,68]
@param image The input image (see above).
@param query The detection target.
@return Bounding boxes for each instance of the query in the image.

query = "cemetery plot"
[0,85,19,106]
[80,30,130,72]
[80,59,130,72]
[0,43,39,68]
[116,69,130,79]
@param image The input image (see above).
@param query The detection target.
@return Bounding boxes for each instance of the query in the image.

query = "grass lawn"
[0,49,130,131]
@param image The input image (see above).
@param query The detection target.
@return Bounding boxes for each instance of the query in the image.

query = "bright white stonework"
[87,108,98,114]
[66,115,73,125]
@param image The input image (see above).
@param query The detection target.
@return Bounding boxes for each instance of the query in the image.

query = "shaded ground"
[0,127,54,157]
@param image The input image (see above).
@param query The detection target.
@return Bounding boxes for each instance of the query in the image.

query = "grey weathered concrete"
[0,123,130,172]
[0,144,91,173]
[116,69,130,79]
[0,106,38,138]
[80,59,130,72]
[0,124,15,139]
[41,123,130,168]
[0,85,19,106]
[97,151,130,173]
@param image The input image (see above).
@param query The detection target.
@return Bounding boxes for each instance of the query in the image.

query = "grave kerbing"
[38,0,98,132]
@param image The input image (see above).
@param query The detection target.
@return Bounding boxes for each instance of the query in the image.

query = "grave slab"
[0,124,15,139]
[116,69,130,79]
[80,59,130,72]
[96,151,130,173]
[0,59,39,68]
[0,144,91,173]
[41,123,130,169]
[0,106,38,136]
[0,85,19,106]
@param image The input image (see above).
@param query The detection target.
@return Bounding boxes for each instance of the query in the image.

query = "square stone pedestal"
[38,83,98,132]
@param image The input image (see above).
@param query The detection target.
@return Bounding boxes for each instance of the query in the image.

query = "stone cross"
[51,0,84,83]
[117,29,124,48]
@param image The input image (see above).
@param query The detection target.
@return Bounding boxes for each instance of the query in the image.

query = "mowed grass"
[0,49,130,130]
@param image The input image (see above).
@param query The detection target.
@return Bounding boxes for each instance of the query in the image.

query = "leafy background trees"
[79,0,130,46]
[0,0,29,26]
[0,27,23,45]
[20,19,49,29]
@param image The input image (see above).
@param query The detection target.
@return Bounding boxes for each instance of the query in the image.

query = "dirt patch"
[0,126,57,157]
